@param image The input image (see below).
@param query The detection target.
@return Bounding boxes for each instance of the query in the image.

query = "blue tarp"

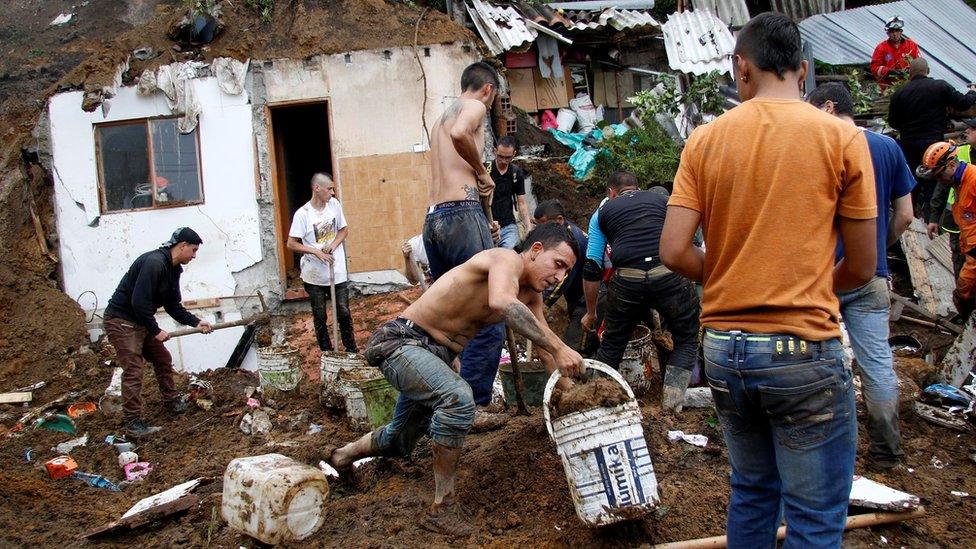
[549,124,629,180]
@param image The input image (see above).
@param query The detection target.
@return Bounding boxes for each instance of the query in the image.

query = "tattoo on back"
[439,100,463,124]
[463,183,478,201]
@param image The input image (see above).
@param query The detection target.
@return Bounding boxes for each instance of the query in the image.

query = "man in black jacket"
[580,172,700,412]
[889,58,976,220]
[103,227,213,437]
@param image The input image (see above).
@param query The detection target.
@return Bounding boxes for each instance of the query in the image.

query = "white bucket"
[336,366,384,430]
[543,360,659,526]
[620,325,655,396]
[556,108,577,132]
[320,352,368,407]
[256,346,301,391]
[221,453,330,544]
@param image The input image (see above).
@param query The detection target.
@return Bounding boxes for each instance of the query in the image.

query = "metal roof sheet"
[799,0,976,89]
[661,10,734,75]
[561,8,660,31]
[770,0,845,22]
[467,0,538,55]
[691,0,750,27]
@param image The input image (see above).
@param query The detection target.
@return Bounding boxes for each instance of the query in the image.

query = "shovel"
[168,291,270,338]
[329,261,340,349]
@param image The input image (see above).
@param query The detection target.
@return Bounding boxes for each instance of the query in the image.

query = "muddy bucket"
[499,360,546,407]
[620,325,655,396]
[359,377,399,428]
[336,366,387,430]
[320,352,368,407]
[257,346,302,391]
[543,360,659,526]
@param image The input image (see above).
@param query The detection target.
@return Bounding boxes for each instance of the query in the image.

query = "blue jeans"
[371,345,476,453]
[703,329,856,549]
[498,223,520,249]
[838,276,903,464]
[422,200,505,405]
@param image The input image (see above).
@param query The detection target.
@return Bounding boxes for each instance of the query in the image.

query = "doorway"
[268,101,334,291]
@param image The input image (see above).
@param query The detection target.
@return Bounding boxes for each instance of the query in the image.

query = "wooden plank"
[900,218,956,318]
[83,494,200,538]
[926,233,954,273]
[941,312,976,387]
[507,68,538,112]
[0,392,31,404]
[534,66,570,110]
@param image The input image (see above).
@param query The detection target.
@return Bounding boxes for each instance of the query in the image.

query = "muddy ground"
[0,289,974,547]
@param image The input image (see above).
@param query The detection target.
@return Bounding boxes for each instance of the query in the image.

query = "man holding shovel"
[327,222,583,536]
[287,172,358,354]
[103,227,213,437]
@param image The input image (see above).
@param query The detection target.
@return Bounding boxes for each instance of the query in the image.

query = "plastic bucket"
[498,360,546,407]
[320,352,368,407]
[359,377,399,428]
[257,346,301,391]
[543,360,659,526]
[620,325,655,396]
[556,108,577,132]
[336,366,385,430]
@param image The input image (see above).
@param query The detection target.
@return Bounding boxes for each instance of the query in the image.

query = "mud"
[550,377,631,418]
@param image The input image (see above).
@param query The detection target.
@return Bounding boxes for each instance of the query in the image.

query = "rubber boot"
[662,365,692,413]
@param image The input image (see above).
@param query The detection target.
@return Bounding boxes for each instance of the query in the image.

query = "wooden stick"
[505,328,529,415]
[329,262,340,348]
[83,494,201,538]
[167,313,269,338]
[649,507,926,549]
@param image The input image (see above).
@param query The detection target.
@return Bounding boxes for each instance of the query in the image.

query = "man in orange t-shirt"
[661,12,877,548]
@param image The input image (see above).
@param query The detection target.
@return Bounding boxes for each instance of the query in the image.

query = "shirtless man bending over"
[327,223,584,536]
[424,61,508,408]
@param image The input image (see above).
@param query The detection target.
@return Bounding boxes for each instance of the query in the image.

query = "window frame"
[94,115,206,215]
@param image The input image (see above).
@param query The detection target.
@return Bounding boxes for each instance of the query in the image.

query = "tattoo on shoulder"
[463,183,478,201]
[439,100,463,124]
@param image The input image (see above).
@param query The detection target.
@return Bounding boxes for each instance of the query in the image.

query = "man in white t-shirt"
[287,173,358,353]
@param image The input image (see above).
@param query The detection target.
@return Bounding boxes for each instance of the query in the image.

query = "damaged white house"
[45,42,480,372]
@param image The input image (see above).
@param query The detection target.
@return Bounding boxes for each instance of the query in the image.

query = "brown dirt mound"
[550,377,630,418]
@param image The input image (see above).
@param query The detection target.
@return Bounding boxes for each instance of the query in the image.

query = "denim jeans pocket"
[758,363,843,450]
[704,365,748,435]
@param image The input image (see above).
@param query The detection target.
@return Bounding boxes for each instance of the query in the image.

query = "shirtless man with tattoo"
[423,61,509,409]
[327,223,584,536]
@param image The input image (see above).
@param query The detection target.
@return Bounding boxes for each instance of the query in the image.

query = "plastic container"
[320,352,369,407]
[543,360,659,526]
[556,108,577,132]
[498,360,546,407]
[257,346,301,391]
[335,367,387,430]
[359,377,399,428]
[222,454,330,544]
[619,325,655,396]
[46,455,78,479]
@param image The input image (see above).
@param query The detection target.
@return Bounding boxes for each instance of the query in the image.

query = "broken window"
[95,118,203,213]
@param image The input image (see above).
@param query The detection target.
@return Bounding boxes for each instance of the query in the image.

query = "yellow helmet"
[916,141,958,179]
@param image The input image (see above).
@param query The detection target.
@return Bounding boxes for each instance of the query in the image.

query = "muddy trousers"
[104,316,178,422]
[305,282,358,352]
[837,277,903,465]
[594,271,700,371]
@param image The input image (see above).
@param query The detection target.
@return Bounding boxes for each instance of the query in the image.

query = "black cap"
[964,118,976,129]
[161,227,203,248]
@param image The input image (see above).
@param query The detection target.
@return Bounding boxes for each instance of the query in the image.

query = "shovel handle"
[168,313,269,338]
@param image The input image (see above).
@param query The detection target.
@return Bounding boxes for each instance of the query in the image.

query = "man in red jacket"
[871,16,920,89]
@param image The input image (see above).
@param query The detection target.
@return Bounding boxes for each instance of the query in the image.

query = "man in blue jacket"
[103,227,213,437]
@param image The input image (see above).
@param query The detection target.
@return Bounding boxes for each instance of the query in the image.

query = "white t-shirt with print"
[288,198,349,286]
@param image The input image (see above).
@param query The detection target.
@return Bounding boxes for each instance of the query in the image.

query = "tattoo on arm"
[463,183,478,201]
[503,302,555,353]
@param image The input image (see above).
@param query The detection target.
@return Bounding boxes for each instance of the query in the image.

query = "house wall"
[48,78,262,372]
[251,42,480,274]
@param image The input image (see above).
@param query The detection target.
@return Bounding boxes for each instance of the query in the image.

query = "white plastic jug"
[221,454,330,544]
[543,360,660,526]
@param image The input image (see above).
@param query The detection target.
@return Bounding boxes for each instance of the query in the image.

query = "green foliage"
[244,0,275,23]
[628,71,726,125]
[183,0,220,17]
[589,122,682,194]
[846,70,880,115]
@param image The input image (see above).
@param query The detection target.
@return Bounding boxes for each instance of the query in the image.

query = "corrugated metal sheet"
[661,10,734,75]
[691,0,750,27]
[770,0,844,21]
[799,0,976,89]
[467,0,538,55]
[467,1,659,54]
